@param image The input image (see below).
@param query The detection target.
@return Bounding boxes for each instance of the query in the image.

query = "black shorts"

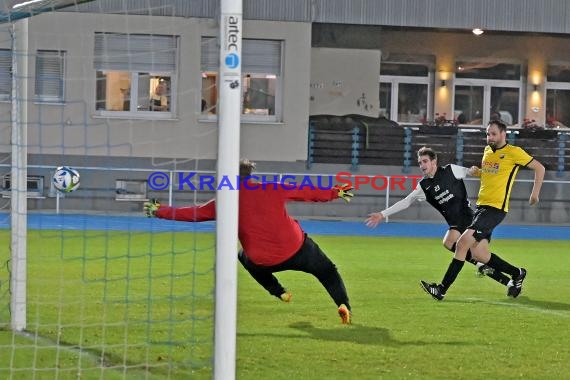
[447,210,475,234]
[468,206,506,242]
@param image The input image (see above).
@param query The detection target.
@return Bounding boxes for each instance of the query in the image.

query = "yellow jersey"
[477,144,533,212]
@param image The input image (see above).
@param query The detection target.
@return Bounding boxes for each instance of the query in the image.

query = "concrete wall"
[309,48,381,117]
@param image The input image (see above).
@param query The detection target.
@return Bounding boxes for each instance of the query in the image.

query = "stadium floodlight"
[1,0,95,23]
[12,0,50,10]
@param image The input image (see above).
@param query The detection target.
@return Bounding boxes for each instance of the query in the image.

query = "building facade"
[0,0,568,222]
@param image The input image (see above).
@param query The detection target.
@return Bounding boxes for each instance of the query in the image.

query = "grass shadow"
[515,297,570,311]
[449,296,570,315]
[239,321,471,347]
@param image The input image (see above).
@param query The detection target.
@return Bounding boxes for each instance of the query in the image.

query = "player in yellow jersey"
[420,120,545,300]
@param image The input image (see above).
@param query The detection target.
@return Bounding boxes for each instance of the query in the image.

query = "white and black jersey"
[380,164,474,231]
[418,165,473,229]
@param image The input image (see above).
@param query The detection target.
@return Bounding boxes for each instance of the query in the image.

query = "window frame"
[379,73,433,125]
[93,33,178,119]
[452,77,523,126]
[545,86,570,128]
[0,48,11,102]
[95,71,175,118]
[545,63,570,128]
[452,59,524,126]
[200,37,284,123]
[34,49,66,104]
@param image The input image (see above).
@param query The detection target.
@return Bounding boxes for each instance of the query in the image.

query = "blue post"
[402,127,412,173]
[456,129,464,166]
[557,132,567,177]
[351,127,360,171]
[306,122,314,169]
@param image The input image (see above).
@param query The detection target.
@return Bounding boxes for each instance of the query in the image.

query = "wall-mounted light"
[472,28,484,36]
[533,84,539,92]
[440,80,447,88]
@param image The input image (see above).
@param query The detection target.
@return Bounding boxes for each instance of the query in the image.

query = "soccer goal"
[0,1,241,378]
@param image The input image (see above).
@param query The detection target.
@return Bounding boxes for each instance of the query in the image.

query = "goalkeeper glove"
[143,199,160,217]
[333,184,354,203]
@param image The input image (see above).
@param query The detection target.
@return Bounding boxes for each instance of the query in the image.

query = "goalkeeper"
[145,159,355,324]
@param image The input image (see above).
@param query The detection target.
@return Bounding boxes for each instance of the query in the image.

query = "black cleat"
[507,284,520,298]
[420,280,445,301]
[509,268,527,298]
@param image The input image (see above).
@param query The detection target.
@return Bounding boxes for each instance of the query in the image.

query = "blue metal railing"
[558,132,567,177]
[351,127,360,171]
[307,122,570,176]
[306,122,315,169]
[402,127,413,173]
[456,128,464,166]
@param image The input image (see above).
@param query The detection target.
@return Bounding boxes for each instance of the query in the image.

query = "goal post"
[1,0,243,378]
[10,17,29,332]
[214,0,242,378]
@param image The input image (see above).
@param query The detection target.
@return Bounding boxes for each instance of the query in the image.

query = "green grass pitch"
[1,230,569,379]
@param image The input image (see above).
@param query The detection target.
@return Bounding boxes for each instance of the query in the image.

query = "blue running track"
[0,213,568,240]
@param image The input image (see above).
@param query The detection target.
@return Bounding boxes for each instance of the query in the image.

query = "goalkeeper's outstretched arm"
[144,199,217,222]
[365,187,425,228]
[283,183,354,203]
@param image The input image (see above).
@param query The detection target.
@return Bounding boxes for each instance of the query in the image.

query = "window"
[398,83,428,123]
[1,174,44,198]
[94,33,178,117]
[455,62,521,80]
[201,37,283,122]
[0,49,10,101]
[546,64,570,128]
[379,61,433,124]
[453,61,523,126]
[115,179,147,201]
[35,50,65,103]
[454,86,484,124]
[379,83,391,118]
[454,85,520,125]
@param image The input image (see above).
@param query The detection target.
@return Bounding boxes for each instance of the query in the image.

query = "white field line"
[461,297,570,318]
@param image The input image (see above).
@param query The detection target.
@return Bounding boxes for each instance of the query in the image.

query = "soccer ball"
[52,166,80,193]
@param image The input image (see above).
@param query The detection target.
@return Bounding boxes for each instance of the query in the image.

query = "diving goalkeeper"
[144,159,354,324]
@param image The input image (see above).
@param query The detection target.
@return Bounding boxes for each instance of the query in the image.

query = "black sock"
[487,253,520,278]
[485,260,512,286]
[448,243,477,265]
[465,249,477,265]
[441,258,465,293]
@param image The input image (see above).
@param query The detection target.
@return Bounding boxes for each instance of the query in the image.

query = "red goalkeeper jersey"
[155,180,339,266]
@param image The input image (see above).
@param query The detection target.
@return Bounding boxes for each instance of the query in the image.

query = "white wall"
[309,47,380,117]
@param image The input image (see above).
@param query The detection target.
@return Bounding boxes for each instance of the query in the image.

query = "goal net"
[0,1,241,378]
